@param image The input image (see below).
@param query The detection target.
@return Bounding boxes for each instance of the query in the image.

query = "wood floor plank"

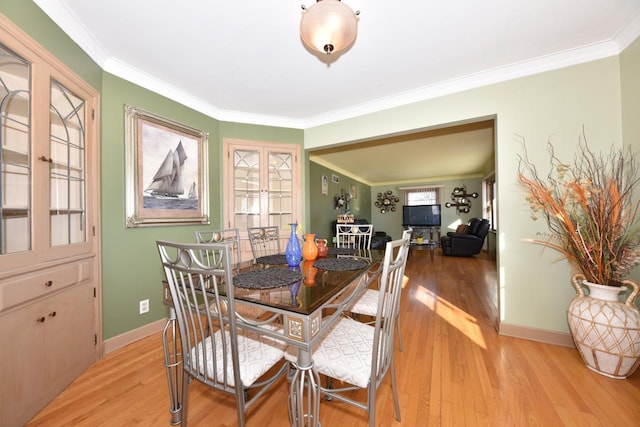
[27,249,640,426]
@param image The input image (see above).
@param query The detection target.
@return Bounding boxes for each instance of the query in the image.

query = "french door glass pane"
[50,79,86,246]
[0,44,31,254]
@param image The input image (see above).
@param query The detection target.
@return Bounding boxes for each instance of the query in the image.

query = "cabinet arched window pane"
[0,43,31,254]
[268,151,293,229]
[233,148,260,230]
[49,79,86,246]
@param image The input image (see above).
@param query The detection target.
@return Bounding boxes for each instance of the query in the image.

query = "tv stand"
[404,225,440,242]
[404,226,440,260]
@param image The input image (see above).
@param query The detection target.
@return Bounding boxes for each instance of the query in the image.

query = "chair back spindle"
[247,226,281,264]
[336,223,373,250]
[195,228,242,273]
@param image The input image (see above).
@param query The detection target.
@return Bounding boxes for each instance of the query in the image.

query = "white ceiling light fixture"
[300,0,360,56]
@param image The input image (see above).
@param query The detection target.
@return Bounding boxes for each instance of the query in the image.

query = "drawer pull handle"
[37,317,46,323]
[44,280,53,287]
[49,311,57,317]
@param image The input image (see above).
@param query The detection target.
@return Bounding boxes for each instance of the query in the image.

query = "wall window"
[404,187,440,205]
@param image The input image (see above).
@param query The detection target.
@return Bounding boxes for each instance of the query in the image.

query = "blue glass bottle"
[285,223,302,267]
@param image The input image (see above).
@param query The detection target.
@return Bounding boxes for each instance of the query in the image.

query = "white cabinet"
[0,15,101,427]
[223,138,301,263]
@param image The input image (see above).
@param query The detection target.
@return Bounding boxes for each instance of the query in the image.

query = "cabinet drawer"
[0,260,92,312]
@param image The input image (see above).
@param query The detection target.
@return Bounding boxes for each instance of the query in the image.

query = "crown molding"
[103,58,305,129]
[372,174,485,188]
[300,40,622,128]
[34,0,640,130]
[33,0,110,66]
[310,158,485,187]
[309,158,370,185]
[614,9,640,51]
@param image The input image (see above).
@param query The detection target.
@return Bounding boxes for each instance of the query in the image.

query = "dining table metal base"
[288,350,321,427]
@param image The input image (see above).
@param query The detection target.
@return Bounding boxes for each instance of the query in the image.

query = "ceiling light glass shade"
[300,0,359,55]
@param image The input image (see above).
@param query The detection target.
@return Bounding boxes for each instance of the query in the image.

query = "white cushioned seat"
[348,288,379,317]
[194,327,286,388]
[285,317,374,388]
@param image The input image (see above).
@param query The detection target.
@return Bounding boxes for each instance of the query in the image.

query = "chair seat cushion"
[193,326,286,388]
[349,288,379,317]
[285,317,373,388]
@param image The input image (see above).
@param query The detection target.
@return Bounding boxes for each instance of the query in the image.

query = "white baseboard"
[102,318,574,355]
[499,322,574,348]
[103,317,167,354]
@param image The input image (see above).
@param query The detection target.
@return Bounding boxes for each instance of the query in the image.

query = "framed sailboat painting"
[124,105,209,227]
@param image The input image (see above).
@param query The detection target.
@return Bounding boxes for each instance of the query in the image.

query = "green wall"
[305,55,629,334]
[308,161,371,240]
[100,73,219,339]
[100,74,303,339]
[621,37,640,284]
[370,177,484,241]
[622,37,640,147]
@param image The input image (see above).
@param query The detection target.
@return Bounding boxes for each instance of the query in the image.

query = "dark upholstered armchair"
[440,218,490,257]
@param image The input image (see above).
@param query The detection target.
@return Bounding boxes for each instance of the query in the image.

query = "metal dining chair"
[348,228,412,351]
[195,228,268,320]
[195,228,242,273]
[156,240,288,427]
[336,223,373,250]
[284,236,410,427]
[247,226,281,264]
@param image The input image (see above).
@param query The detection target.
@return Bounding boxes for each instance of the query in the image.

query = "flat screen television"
[402,204,441,227]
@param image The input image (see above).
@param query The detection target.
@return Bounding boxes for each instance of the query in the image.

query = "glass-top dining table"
[162,248,384,427]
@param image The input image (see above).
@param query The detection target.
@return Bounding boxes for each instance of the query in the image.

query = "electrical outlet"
[139,299,149,314]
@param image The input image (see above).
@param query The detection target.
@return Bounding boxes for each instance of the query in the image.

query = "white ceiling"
[34,0,640,185]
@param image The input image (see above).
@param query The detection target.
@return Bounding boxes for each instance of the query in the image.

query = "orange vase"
[302,233,318,261]
[317,239,329,257]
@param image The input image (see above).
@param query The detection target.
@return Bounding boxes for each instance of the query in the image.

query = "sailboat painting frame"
[125,105,209,227]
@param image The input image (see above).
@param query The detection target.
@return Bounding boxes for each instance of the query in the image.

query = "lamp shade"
[300,0,359,55]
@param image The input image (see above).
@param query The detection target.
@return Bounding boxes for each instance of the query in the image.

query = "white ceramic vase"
[567,274,640,379]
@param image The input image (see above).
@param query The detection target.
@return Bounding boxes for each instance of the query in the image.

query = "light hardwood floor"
[28,250,640,426]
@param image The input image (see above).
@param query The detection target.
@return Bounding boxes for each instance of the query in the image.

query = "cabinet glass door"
[224,138,301,260]
[232,148,260,230]
[0,44,31,254]
[267,150,294,230]
[231,146,297,232]
[49,79,86,246]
